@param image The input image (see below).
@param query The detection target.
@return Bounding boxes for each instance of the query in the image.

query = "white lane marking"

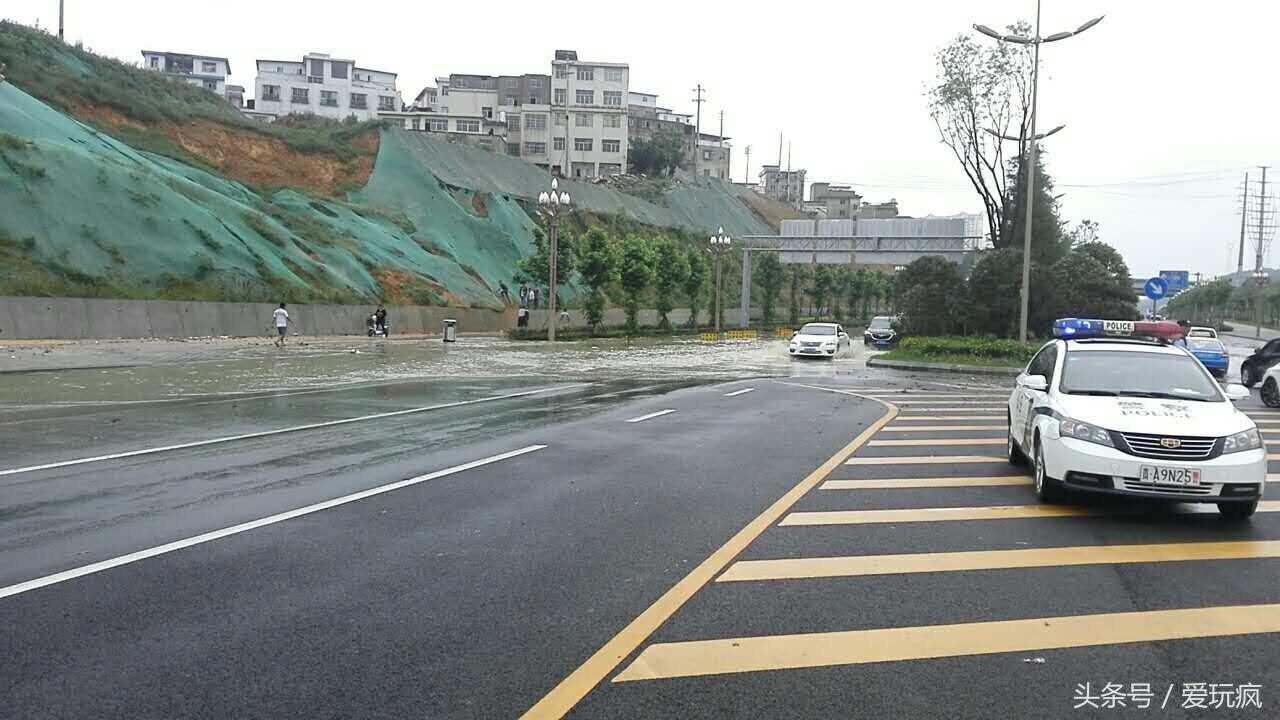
[0,385,585,478]
[626,409,677,423]
[0,445,547,601]
[724,388,756,397]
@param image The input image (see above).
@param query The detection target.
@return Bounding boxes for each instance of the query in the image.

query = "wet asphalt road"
[2,338,1278,719]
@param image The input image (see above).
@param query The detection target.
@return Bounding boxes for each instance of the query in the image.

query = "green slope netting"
[388,130,772,237]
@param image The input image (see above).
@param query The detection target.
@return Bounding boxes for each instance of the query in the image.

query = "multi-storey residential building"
[141,50,232,101]
[550,50,628,178]
[809,183,862,219]
[253,52,400,122]
[225,85,245,109]
[696,134,731,180]
[759,164,806,207]
[628,92,730,179]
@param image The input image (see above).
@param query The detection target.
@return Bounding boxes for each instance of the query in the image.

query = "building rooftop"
[142,50,231,74]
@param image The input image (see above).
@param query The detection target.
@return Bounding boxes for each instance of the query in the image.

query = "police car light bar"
[1052,318,1183,340]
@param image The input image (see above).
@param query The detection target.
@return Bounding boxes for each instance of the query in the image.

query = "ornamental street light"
[708,227,732,336]
[974,2,1103,343]
[537,178,571,342]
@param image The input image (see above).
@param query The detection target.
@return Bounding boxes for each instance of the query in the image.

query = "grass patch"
[182,218,223,251]
[0,132,33,151]
[876,336,1038,368]
[128,189,161,207]
[242,212,288,248]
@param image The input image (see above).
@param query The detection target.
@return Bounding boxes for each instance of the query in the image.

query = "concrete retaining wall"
[0,296,513,340]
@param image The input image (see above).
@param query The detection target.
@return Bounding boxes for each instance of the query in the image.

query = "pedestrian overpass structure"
[735,217,982,327]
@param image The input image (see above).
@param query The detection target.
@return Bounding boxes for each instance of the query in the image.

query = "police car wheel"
[1006,415,1025,466]
[1218,501,1258,520]
[1033,441,1064,503]
[1262,378,1280,408]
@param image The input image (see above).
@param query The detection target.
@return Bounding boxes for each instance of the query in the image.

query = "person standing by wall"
[272,303,291,348]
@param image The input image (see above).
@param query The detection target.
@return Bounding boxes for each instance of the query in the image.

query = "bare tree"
[927,22,1034,249]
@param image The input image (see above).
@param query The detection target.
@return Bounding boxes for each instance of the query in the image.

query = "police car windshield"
[799,324,837,336]
[868,318,893,330]
[1060,350,1223,401]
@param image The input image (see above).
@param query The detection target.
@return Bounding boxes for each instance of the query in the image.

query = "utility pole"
[1239,172,1250,274]
[743,145,751,184]
[1254,166,1270,339]
[692,84,705,176]
[58,0,64,42]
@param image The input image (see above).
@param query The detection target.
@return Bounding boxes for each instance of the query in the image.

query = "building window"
[483,77,496,89]
[575,89,594,105]
[202,61,217,73]
[525,114,547,130]
[703,150,712,160]
[427,118,448,132]
[602,139,620,153]
[262,85,281,101]
[704,168,711,176]
[576,113,593,127]
[508,114,521,130]
[505,95,517,105]
[349,93,367,109]
[524,142,546,155]
[508,143,521,155]
[291,87,309,104]
[482,106,493,119]
[378,96,397,111]
[331,61,348,79]
[554,66,569,79]
[411,118,421,131]
[574,137,593,151]
[453,77,467,88]
[553,88,566,105]
[603,114,622,128]
[505,78,519,88]
[605,69,625,82]
[149,56,159,69]
[456,119,480,133]
[577,67,594,81]
[530,78,543,89]
[203,79,218,92]
[553,137,565,151]
[554,113,566,126]
[602,91,622,106]
[321,90,339,107]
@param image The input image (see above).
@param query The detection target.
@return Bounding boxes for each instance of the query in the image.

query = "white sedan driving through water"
[788,322,852,359]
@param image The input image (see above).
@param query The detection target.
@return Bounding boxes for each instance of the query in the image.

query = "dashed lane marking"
[868,438,1005,447]
[625,409,677,423]
[724,388,756,397]
[845,455,1006,466]
[716,540,1280,582]
[0,445,548,600]
[780,502,1280,526]
[821,477,1032,490]
[612,604,1280,681]
[881,425,1004,432]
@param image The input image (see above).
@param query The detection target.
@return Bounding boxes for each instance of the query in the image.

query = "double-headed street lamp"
[974,3,1103,343]
[708,227,732,335]
[537,178,572,342]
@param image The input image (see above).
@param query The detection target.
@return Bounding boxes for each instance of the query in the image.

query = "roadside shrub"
[897,336,1038,362]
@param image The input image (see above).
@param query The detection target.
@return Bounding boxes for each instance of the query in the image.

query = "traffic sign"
[1159,270,1189,293]
[1144,277,1168,301]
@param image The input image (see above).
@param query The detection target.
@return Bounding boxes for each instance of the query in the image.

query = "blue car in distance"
[1188,337,1229,379]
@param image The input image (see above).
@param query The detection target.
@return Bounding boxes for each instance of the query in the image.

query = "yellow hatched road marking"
[612,604,1280,682]
[882,425,1004,432]
[717,540,1280,582]
[868,438,1005,447]
[893,415,1004,421]
[781,501,1280,526]
[821,476,1031,490]
[845,455,1005,465]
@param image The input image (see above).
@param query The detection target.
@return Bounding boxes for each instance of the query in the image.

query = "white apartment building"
[253,52,401,122]
[141,51,232,100]
[550,50,628,178]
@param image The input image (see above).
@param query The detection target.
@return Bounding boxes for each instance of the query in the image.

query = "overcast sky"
[6,0,1278,280]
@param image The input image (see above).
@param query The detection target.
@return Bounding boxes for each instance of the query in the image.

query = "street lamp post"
[974,4,1103,343]
[708,227,732,336]
[1254,270,1270,340]
[537,178,572,342]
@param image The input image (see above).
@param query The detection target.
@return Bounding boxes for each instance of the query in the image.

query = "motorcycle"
[366,313,391,337]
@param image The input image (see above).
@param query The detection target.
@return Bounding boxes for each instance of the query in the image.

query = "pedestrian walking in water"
[272,303,291,347]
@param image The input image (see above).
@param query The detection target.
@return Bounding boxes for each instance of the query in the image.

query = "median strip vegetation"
[878,337,1038,368]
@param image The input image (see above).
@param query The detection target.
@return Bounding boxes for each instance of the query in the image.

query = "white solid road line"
[626,409,677,423]
[725,388,756,397]
[0,385,583,479]
[0,445,547,601]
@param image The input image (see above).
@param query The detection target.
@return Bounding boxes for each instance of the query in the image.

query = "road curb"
[867,357,1021,377]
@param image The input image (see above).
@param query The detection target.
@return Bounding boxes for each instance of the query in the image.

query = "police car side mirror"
[1225,384,1250,402]
[1018,374,1049,392]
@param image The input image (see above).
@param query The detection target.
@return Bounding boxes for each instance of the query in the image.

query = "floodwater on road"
[0,335,893,408]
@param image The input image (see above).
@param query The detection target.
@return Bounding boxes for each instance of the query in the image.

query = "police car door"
[1015,342,1058,449]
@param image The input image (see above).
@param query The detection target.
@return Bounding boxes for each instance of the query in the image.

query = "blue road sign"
[1145,277,1169,301]
[1159,270,1189,293]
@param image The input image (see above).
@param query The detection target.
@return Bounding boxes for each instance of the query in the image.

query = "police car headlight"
[1059,418,1115,447]
[1222,428,1262,454]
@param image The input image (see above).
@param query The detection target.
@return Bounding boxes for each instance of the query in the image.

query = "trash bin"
[442,318,457,343]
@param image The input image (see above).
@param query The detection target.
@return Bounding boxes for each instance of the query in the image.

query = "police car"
[1007,318,1265,519]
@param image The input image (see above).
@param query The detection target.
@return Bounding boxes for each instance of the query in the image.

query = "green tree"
[829,267,851,321]
[1001,147,1069,265]
[847,269,869,323]
[893,257,965,336]
[683,247,708,326]
[807,265,834,319]
[619,236,656,333]
[1044,242,1137,325]
[788,264,808,325]
[515,227,577,304]
[627,130,685,176]
[576,228,620,333]
[967,248,1024,336]
[653,238,689,330]
[755,251,785,324]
